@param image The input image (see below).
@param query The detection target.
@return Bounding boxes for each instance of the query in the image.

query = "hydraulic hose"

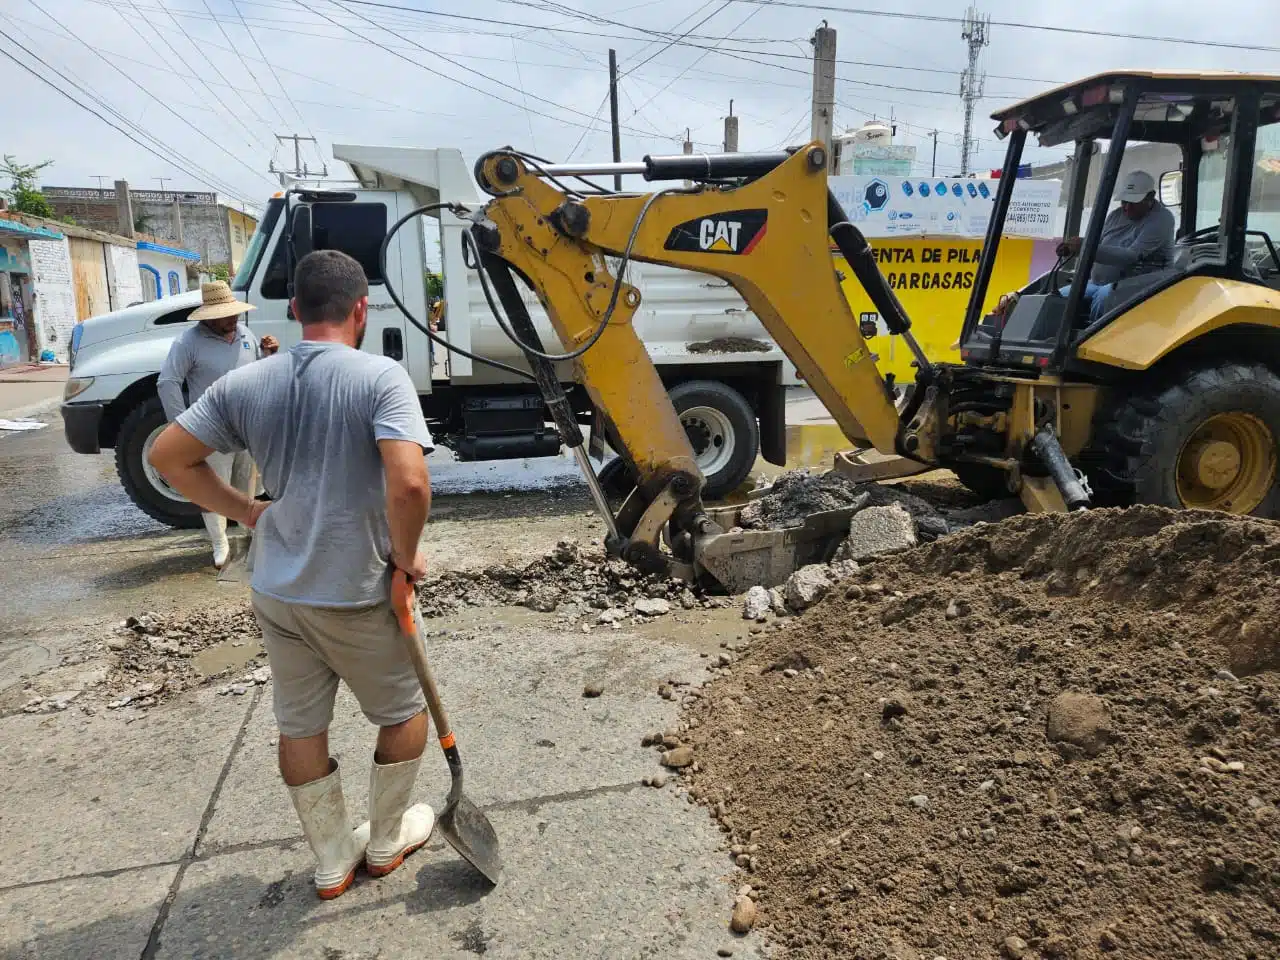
[377,202,535,382]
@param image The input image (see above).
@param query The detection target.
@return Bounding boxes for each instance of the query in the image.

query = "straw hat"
[190,281,256,322]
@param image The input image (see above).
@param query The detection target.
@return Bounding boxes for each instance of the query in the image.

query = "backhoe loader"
[453,71,1280,588]
[291,72,1280,589]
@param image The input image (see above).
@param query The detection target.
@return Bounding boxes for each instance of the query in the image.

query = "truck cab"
[62,146,789,528]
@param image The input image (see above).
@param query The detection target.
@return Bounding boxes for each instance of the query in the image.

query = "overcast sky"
[3,0,1279,213]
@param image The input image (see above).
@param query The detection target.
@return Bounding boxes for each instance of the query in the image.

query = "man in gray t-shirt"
[149,251,437,900]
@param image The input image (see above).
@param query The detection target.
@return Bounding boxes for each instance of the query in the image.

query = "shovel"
[390,570,502,885]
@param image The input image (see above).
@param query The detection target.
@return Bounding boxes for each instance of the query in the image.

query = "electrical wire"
[228,0,314,134]
[377,202,537,381]
[0,39,257,204]
[19,1,277,191]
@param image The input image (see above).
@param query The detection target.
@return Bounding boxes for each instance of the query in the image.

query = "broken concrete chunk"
[662,746,694,768]
[836,504,918,562]
[633,597,671,617]
[784,564,833,611]
[729,895,757,933]
[769,587,788,617]
[1046,691,1112,757]
[742,586,772,621]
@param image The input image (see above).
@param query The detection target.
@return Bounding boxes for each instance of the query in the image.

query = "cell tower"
[959,6,990,176]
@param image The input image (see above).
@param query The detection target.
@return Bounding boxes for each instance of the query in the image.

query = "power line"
[20,1,277,189]
[295,0,693,143]
[621,0,732,78]
[0,29,258,203]
[122,0,268,152]
[733,0,1280,54]
[626,2,763,118]
[227,0,312,135]
[198,0,286,126]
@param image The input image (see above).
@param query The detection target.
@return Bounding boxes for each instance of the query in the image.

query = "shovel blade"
[438,795,501,885]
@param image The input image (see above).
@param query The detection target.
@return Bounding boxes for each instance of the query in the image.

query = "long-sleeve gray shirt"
[158,321,263,421]
[1091,203,1176,285]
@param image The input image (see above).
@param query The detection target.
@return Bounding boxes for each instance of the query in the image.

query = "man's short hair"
[293,250,369,325]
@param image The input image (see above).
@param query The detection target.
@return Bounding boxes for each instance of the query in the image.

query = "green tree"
[207,263,231,282]
[425,271,444,299]
[1,155,56,218]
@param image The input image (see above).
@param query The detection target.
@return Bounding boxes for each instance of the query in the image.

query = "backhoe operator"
[1058,169,1175,323]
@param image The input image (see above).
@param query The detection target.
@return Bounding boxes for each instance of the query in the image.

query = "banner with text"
[829,176,1060,239]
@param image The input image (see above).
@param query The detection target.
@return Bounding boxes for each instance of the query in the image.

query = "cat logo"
[664,209,767,256]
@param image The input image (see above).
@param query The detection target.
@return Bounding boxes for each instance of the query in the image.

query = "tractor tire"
[115,396,203,529]
[950,462,1013,501]
[1091,361,1280,517]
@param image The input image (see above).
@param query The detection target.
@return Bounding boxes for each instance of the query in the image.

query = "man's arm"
[157,335,193,421]
[380,439,431,580]
[373,364,434,581]
[148,424,265,526]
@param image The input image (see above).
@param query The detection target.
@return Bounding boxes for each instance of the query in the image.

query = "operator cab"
[958,71,1280,372]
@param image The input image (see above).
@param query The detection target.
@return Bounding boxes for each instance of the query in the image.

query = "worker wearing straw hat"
[158,281,278,567]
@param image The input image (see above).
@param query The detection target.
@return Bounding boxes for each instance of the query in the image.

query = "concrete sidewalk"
[0,364,68,420]
[0,607,764,960]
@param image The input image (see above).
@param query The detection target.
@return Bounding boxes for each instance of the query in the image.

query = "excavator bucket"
[692,502,863,594]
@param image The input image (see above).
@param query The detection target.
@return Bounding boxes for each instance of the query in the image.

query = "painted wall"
[227,208,256,271]
[107,244,143,309]
[28,237,77,360]
[136,249,191,300]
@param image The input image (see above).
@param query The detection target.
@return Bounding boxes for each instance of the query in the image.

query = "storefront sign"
[829,175,1060,239]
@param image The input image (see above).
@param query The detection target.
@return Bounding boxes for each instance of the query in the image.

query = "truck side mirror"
[290,204,314,263]
[1159,170,1183,207]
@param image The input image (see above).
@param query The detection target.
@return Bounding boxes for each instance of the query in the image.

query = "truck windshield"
[232,198,283,292]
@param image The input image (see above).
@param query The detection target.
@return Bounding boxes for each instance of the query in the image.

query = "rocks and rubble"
[681,506,1280,959]
[417,538,719,618]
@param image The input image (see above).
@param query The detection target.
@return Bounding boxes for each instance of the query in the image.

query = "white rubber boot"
[286,760,370,899]
[365,756,435,878]
[204,512,230,569]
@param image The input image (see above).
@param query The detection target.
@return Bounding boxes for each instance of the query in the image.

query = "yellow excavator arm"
[469,145,942,577]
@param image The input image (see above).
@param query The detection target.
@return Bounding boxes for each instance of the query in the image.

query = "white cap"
[1117,170,1156,203]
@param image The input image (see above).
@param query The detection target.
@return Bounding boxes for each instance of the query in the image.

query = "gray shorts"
[250,591,426,738]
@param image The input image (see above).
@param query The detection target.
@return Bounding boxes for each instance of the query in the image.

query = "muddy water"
[193,638,263,678]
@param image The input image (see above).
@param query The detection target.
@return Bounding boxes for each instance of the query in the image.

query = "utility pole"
[92,176,110,191]
[608,49,622,191]
[930,129,939,177]
[810,22,837,172]
[154,177,171,194]
[723,100,739,153]
[959,5,990,176]
[683,128,694,189]
[269,133,326,186]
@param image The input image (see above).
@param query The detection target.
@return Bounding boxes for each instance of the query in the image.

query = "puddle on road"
[193,637,263,677]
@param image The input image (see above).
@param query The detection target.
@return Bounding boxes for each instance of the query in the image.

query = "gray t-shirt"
[158,320,262,420]
[177,341,433,607]
[1091,204,1176,285]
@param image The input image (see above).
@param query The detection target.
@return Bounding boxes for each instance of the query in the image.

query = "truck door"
[243,192,426,389]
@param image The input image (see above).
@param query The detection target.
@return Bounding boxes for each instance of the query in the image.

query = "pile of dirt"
[738,470,951,540]
[420,538,725,619]
[687,336,773,354]
[680,506,1280,959]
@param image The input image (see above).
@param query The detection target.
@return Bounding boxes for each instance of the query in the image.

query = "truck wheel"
[669,380,759,500]
[1094,361,1280,517]
[114,397,203,529]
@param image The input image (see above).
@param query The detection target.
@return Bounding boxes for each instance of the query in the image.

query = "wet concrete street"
[0,413,765,960]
